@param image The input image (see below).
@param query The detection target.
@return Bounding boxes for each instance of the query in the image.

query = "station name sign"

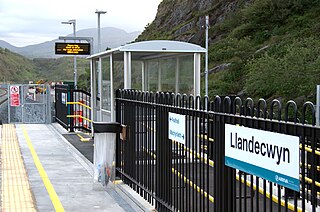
[225,124,300,191]
[55,42,91,55]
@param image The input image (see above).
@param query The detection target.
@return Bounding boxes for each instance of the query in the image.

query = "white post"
[95,10,106,53]
[205,15,209,97]
[124,52,128,89]
[90,59,96,133]
[128,52,132,88]
[123,52,132,89]
[194,53,201,97]
[98,57,103,121]
[73,21,77,89]
[110,54,115,122]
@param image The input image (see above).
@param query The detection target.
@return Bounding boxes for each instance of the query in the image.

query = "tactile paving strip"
[1,124,36,211]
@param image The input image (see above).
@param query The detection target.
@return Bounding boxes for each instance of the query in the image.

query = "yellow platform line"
[1,124,36,211]
[21,125,65,212]
[76,133,91,142]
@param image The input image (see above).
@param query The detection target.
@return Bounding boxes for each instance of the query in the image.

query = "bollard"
[93,122,122,190]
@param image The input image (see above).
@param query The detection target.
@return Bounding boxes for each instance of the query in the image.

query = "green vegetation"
[207,0,320,104]
[0,48,90,88]
[33,57,89,83]
[0,48,40,83]
[138,0,320,107]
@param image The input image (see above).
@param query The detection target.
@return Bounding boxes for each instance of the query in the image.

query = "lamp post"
[95,10,106,121]
[95,10,107,53]
[61,19,77,89]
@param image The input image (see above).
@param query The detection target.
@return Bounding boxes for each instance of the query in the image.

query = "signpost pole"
[72,21,77,89]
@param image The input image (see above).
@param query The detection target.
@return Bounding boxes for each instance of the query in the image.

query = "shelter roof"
[87,40,206,60]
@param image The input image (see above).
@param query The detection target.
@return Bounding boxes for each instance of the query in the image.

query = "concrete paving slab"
[15,124,128,212]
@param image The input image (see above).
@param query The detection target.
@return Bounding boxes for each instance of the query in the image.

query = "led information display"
[55,42,91,55]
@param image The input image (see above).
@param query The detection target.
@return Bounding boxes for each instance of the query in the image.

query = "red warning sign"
[10,86,20,107]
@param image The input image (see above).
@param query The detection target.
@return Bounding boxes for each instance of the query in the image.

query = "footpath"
[0,123,153,212]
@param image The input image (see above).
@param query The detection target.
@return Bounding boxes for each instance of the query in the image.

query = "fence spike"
[302,101,316,125]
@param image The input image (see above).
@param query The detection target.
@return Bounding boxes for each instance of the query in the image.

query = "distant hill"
[0,40,18,51]
[0,27,140,58]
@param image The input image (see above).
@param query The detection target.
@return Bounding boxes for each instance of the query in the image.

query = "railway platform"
[0,123,153,211]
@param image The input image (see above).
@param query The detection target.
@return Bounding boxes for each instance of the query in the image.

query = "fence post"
[115,90,121,179]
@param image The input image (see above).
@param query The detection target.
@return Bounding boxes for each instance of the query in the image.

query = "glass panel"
[146,60,159,92]
[132,61,142,90]
[101,57,111,110]
[178,55,194,95]
[160,58,176,93]
[144,55,194,94]
[113,61,124,91]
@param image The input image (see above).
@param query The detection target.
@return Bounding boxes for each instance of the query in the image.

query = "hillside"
[0,47,90,84]
[0,48,39,83]
[138,0,320,105]
[33,57,89,82]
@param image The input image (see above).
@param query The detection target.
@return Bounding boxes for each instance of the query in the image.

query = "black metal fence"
[55,84,92,132]
[115,89,320,212]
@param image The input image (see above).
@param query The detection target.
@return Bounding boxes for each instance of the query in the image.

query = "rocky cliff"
[136,0,320,106]
[137,0,251,45]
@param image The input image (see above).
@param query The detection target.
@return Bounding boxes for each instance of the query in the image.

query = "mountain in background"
[0,27,140,58]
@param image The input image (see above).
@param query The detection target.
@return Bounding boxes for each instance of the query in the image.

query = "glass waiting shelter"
[87,40,206,122]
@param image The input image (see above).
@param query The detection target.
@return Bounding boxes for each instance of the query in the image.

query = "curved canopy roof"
[88,40,206,59]
[119,40,206,53]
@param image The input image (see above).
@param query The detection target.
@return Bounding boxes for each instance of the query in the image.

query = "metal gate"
[8,84,50,124]
[55,84,92,132]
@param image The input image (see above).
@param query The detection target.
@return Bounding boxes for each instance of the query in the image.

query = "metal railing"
[115,89,320,212]
[55,84,92,132]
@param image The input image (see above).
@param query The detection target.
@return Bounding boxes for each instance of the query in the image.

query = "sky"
[0,0,162,47]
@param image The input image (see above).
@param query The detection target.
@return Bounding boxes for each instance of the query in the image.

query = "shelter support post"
[124,51,132,89]
[194,53,201,97]
[110,54,115,122]
[98,57,103,121]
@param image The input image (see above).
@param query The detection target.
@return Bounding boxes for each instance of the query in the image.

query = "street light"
[95,10,106,121]
[61,19,77,89]
[95,10,106,53]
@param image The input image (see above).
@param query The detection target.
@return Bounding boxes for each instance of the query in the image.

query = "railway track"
[0,88,8,105]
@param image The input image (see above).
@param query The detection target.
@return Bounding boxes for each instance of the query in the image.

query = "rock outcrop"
[137,0,252,45]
